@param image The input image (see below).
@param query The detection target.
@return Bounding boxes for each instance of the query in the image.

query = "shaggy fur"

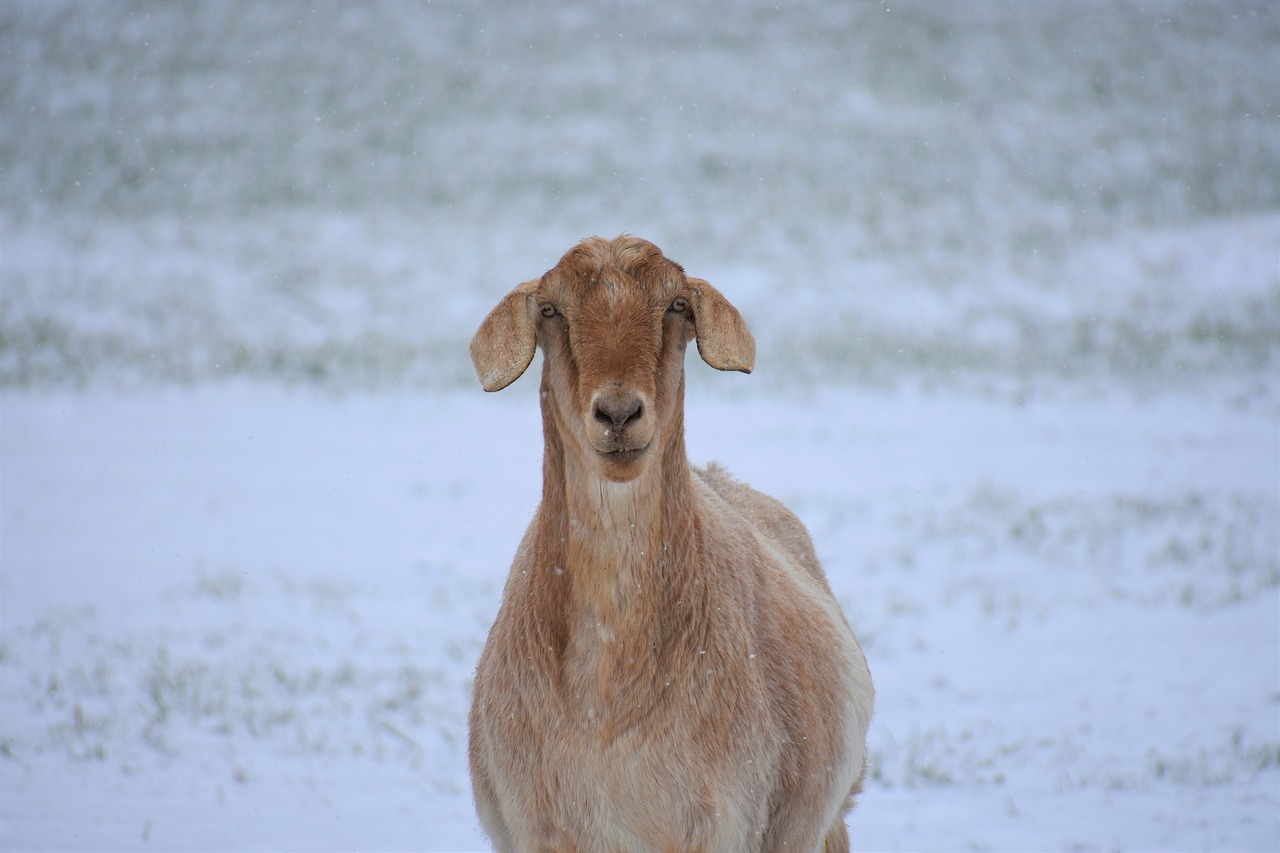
[468,235,873,852]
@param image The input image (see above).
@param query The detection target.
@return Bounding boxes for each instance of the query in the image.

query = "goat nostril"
[594,396,643,429]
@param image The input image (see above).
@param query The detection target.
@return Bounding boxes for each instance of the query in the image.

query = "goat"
[467,235,873,852]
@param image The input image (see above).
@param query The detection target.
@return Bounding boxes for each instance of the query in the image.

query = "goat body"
[468,236,873,852]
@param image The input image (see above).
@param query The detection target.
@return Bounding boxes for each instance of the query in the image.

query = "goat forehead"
[568,235,667,269]
[551,236,682,305]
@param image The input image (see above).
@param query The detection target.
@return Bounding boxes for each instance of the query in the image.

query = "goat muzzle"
[586,388,655,475]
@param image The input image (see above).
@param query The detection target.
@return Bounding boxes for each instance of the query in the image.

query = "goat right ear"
[470,279,540,391]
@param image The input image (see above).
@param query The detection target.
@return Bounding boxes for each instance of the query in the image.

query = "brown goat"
[468,235,873,852]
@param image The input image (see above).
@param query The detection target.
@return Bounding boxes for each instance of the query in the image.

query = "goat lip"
[596,445,650,465]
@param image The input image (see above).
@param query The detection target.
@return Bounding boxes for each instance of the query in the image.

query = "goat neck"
[537,362,695,620]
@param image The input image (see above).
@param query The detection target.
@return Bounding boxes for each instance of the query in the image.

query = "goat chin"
[468,235,873,853]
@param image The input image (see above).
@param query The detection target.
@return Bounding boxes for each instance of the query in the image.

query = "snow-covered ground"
[3,387,1278,851]
[2,2,1278,850]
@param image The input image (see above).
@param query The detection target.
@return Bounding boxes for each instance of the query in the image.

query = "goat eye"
[539,303,559,319]
[668,297,689,314]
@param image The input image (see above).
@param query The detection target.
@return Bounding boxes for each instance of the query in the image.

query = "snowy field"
[2,1,1279,850]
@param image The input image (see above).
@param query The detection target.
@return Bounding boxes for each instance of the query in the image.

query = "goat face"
[471,236,756,483]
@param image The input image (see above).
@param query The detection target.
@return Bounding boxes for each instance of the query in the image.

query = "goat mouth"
[597,445,649,465]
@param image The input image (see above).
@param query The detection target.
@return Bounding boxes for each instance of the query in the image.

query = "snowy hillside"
[2,1,1277,850]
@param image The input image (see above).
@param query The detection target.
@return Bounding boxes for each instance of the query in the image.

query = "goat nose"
[593,393,644,429]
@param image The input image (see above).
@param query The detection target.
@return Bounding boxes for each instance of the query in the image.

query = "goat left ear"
[687,277,755,373]
[470,279,540,391]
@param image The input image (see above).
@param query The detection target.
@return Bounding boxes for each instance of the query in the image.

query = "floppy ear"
[470,279,541,391]
[687,277,755,373]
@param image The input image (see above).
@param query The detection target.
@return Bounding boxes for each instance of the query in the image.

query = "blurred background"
[2,2,1279,850]
[3,0,1276,400]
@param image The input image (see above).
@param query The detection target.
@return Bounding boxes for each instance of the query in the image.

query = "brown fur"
[468,236,873,852]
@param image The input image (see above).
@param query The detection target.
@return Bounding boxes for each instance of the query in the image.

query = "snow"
[2,2,1278,851]
[3,388,1276,851]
